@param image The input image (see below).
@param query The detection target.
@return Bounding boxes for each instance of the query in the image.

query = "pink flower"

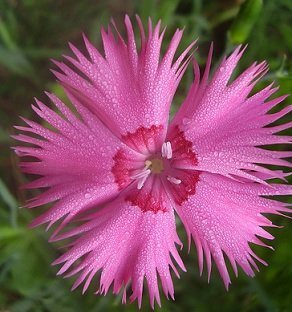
[14,16,291,308]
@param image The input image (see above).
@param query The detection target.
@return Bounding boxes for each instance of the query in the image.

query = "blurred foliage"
[229,0,263,44]
[0,0,291,311]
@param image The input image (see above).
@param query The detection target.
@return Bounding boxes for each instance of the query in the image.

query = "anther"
[167,176,181,185]
[161,141,173,159]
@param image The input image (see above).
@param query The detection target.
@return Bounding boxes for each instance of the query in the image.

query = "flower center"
[112,125,200,213]
[146,159,164,174]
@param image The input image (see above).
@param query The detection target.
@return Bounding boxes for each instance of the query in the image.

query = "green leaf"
[229,0,263,44]
[0,178,18,227]
[0,178,17,209]
[277,76,292,94]
[0,127,10,142]
[0,46,34,77]
[157,0,179,23]
[0,18,18,50]
[0,226,23,240]
[8,238,51,296]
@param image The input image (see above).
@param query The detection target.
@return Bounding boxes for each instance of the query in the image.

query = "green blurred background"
[0,0,291,311]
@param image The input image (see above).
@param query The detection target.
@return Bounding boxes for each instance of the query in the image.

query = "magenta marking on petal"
[167,125,198,166]
[122,125,164,154]
[112,125,201,212]
[126,176,169,213]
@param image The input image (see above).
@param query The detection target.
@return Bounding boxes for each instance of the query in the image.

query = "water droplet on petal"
[182,118,191,125]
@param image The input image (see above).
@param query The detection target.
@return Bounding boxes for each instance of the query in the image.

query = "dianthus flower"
[14,16,291,308]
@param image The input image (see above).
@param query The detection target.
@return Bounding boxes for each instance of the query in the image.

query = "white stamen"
[131,162,152,190]
[167,176,181,185]
[161,142,167,158]
[166,141,172,159]
[161,141,173,159]
[131,169,151,180]
[137,174,149,189]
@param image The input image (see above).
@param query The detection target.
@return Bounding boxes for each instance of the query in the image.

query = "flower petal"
[171,46,291,182]
[14,93,140,233]
[52,197,185,309]
[52,15,195,143]
[175,172,292,288]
